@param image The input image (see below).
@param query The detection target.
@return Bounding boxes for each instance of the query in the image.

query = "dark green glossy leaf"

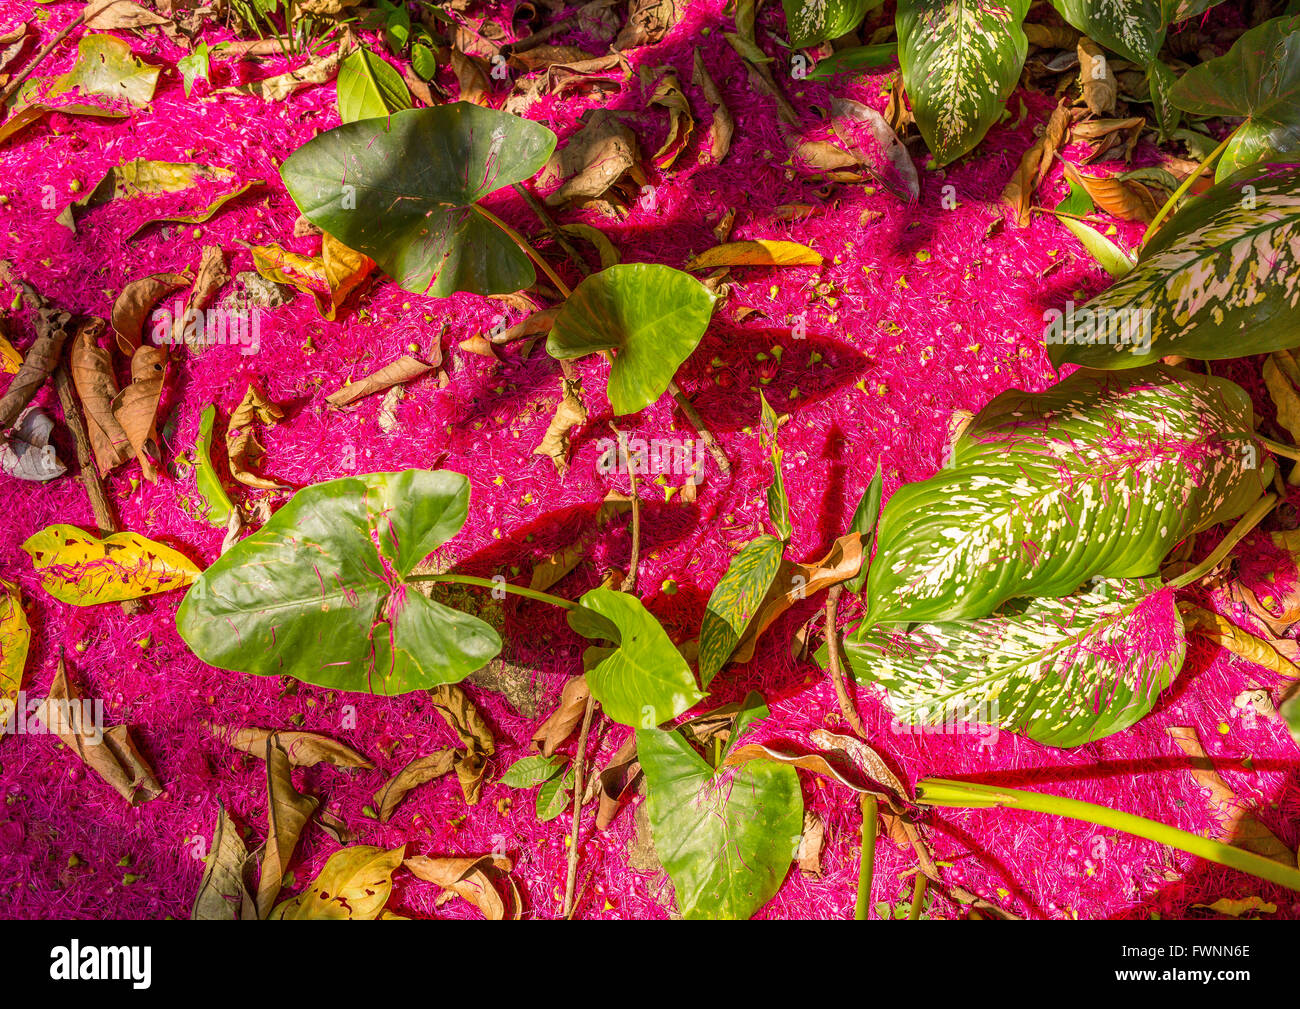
[896,0,1030,165]
[1048,159,1300,368]
[842,578,1185,747]
[280,104,557,297]
[568,587,703,727]
[806,43,898,79]
[177,470,501,695]
[864,366,1271,626]
[698,535,785,686]
[845,462,883,594]
[545,264,717,415]
[336,46,411,123]
[784,0,880,47]
[1051,0,1165,63]
[194,404,233,528]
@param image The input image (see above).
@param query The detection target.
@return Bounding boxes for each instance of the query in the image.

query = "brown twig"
[824,585,869,737]
[562,694,597,919]
[666,378,730,476]
[511,183,592,278]
[0,8,89,107]
[506,17,576,54]
[52,366,119,537]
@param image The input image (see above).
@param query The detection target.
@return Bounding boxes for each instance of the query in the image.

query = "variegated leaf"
[896,0,1031,166]
[759,393,791,541]
[1051,0,1165,64]
[1162,0,1225,22]
[783,0,879,48]
[842,579,1185,748]
[698,535,785,685]
[864,366,1271,626]
[1048,159,1300,369]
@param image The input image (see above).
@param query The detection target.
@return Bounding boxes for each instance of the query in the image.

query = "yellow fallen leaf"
[1182,606,1300,680]
[248,233,373,321]
[0,331,20,374]
[271,844,405,920]
[1,579,30,712]
[684,240,823,270]
[21,524,201,605]
[1193,895,1277,917]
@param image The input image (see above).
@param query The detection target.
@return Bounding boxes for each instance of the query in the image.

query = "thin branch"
[824,585,869,736]
[511,182,591,278]
[667,378,731,476]
[0,8,89,106]
[562,694,597,919]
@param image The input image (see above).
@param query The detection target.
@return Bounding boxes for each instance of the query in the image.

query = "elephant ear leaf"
[568,587,703,727]
[636,694,803,920]
[1169,15,1300,180]
[1051,0,1165,63]
[896,0,1031,166]
[838,578,1185,748]
[546,264,717,415]
[865,365,1271,626]
[279,104,557,297]
[177,470,501,695]
[1048,158,1300,369]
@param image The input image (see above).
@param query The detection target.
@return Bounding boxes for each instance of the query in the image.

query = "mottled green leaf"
[783,0,880,47]
[865,366,1271,626]
[49,34,160,108]
[759,392,791,541]
[1051,0,1165,63]
[698,535,785,686]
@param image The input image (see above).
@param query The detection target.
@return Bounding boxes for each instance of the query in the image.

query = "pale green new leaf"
[843,579,1186,747]
[698,535,785,686]
[194,404,234,527]
[864,366,1271,626]
[896,0,1031,165]
[336,46,412,123]
[499,754,566,788]
[536,766,574,821]
[1058,214,1135,278]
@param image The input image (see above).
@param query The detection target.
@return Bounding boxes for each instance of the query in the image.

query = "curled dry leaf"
[538,109,645,208]
[430,683,495,804]
[592,734,640,829]
[1,408,66,482]
[692,48,733,165]
[256,739,319,918]
[722,741,893,800]
[492,307,560,345]
[69,318,131,475]
[1182,605,1300,680]
[191,805,257,921]
[797,810,825,877]
[21,524,200,605]
[271,844,406,920]
[809,729,910,800]
[1062,164,1159,223]
[791,139,861,181]
[203,722,374,770]
[0,25,28,77]
[615,0,683,49]
[172,245,230,350]
[0,299,71,433]
[1264,349,1300,447]
[1078,38,1117,115]
[404,853,518,920]
[647,68,693,170]
[373,750,457,822]
[326,354,435,408]
[830,97,920,204]
[1166,726,1293,864]
[248,233,374,321]
[113,344,166,482]
[112,272,189,355]
[34,658,161,805]
[531,674,590,756]
[450,49,492,105]
[684,240,823,270]
[534,377,587,475]
[232,45,349,101]
[226,381,289,491]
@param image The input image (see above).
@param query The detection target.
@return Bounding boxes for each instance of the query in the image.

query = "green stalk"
[472,204,573,299]
[1259,436,1300,462]
[855,794,878,920]
[1142,132,1232,243]
[1168,492,1277,589]
[915,778,1300,892]
[907,872,928,920]
[406,573,578,610]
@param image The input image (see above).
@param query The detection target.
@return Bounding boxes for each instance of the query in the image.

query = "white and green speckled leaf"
[1051,0,1165,64]
[759,393,791,542]
[1048,159,1300,369]
[842,578,1185,747]
[783,0,881,47]
[896,0,1031,165]
[698,535,785,685]
[864,365,1272,626]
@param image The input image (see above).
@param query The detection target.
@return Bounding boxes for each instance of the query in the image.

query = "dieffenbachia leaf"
[864,366,1272,626]
[1169,15,1300,181]
[546,264,717,415]
[637,694,802,920]
[841,578,1185,748]
[1162,0,1225,21]
[1050,0,1165,63]
[783,0,879,47]
[1047,159,1300,369]
[280,104,557,297]
[336,45,412,123]
[759,392,791,541]
[22,525,201,605]
[0,579,29,711]
[698,535,785,686]
[896,0,1031,166]
[177,470,502,694]
[845,462,884,594]
[568,587,703,727]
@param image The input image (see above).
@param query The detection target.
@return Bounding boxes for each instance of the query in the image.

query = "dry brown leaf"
[248,233,373,321]
[797,810,825,877]
[233,45,347,101]
[791,139,861,180]
[1166,726,1293,864]
[174,245,230,350]
[1024,23,1081,48]
[0,288,70,432]
[326,354,435,408]
[1182,605,1300,680]
[647,68,693,170]
[1264,350,1300,445]
[1063,164,1159,222]
[34,657,161,805]
[509,45,599,71]
[226,381,289,490]
[256,738,319,918]
[615,0,682,49]
[112,344,166,482]
[592,734,640,829]
[731,533,863,665]
[530,491,632,591]
[491,306,560,345]
[692,48,733,165]
[429,684,495,804]
[1001,137,1044,229]
[191,804,257,921]
[534,377,587,475]
[404,853,517,919]
[0,25,29,77]
[203,722,374,769]
[723,742,893,799]
[809,728,910,799]
[373,750,457,822]
[531,674,589,756]
[85,0,169,29]
[112,272,189,356]
[450,49,492,105]
[1077,38,1117,115]
[1228,579,1300,636]
[68,318,131,475]
[1037,99,1073,185]
[538,109,644,208]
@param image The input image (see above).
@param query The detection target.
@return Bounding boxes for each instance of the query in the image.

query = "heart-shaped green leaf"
[637,695,802,920]
[783,0,880,47]
[177,470,501,695]
[336,45,412,123]
[864,366,1271,626]
[568,587,703,727]
[698,535,785,686]
[280,104,557,297]
[1170,15,1300,181]
[838,578,1185,748]
[546,264,717,415]
[1048,159,1300,369]
[1051,0,1165,63]
[896,0,1031,165]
